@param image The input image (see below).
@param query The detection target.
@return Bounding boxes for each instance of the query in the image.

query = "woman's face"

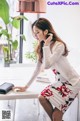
[32,26,47,42]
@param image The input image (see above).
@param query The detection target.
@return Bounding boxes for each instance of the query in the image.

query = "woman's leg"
[52,108,63,121]
[38,95,54,120]
[39,95,63,121]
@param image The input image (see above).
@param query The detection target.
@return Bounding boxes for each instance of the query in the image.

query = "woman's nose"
[34,34,39,40]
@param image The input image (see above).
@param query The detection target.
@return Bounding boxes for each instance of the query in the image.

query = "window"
[1,0,80,66]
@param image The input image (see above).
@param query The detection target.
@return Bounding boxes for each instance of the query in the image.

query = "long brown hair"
[32,18,69,63]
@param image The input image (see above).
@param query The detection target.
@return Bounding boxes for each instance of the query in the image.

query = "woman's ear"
[44,29,48,35]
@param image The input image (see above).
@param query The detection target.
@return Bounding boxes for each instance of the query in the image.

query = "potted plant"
[0,0,28,66]
[25,41,37,63]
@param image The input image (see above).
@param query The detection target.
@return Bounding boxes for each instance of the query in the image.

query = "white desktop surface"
[0,67,50,100]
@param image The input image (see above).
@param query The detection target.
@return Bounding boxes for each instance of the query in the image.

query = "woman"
[13,18,80,121]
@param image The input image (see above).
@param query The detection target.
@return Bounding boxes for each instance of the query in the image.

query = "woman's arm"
[43,42,65,69]
[25,60,42,88]
[13,61,42,92]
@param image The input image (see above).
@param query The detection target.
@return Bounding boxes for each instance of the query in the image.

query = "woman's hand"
[12,86,28,92]
[44,33,53,46]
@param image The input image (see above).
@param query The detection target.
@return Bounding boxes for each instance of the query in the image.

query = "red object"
[53,69,57,74]
[18,0,46,13]
[56,85,71,97]
[41,85,53,97]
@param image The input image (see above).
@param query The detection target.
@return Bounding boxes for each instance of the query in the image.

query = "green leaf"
[1,29,8,36]
[11,15,28,29]
[0,0,9,24]
[13,15,28,21]
[25,41,37,62]
[0,32,2,37]
[25,51,37,62]
[2,46,9,53]
[8,34,12,40]
[1,29,11,39]
[0,26,2,29]
[21,35,26,41]
[12,40,18,50]
[20,15,28,21]
[12,19,20,29]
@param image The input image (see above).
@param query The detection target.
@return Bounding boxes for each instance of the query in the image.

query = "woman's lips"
[36,37,39,40]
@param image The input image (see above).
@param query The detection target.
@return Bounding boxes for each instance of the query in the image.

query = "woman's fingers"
[12,86,20,91]
[44,33,53,45]
[47,33,53,41]
[12,87,26,92]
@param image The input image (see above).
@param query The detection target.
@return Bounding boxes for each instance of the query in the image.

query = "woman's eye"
[36,32,39,34]
[34,32,39,36]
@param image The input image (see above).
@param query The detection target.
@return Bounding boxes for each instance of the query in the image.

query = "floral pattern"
[41,69,78,113]
[56,83,71,97]
[41,88,53,97]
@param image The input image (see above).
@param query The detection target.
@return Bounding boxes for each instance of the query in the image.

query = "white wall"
[40,0,80,50]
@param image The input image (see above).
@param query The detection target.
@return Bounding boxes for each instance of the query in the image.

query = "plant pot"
[4,61,10,67]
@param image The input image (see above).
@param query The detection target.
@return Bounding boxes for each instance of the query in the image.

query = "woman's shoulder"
[52,41,64,50]
[55,41,64,46]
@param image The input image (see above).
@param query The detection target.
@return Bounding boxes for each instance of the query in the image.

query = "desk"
[0,66,52,99]
[0,81,49,100]
[0,67,50,121]
[0,90,38,100]
[0,67,50,99]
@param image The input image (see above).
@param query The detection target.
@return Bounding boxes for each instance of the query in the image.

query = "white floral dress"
[41,69,78,113]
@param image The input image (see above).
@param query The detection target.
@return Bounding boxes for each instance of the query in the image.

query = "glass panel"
[23,13,38,63]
